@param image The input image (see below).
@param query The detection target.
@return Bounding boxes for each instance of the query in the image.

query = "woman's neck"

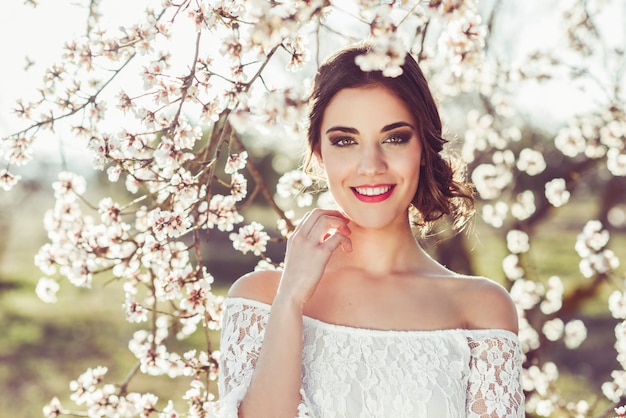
[326,220,435,276]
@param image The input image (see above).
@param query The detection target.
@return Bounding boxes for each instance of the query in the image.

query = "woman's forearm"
[238,295,304,418]
[237,209,351,417]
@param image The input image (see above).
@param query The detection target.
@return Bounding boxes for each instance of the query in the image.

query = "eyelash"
[331,136,356,147]
[385,133,411,144]
[330,133,411,147]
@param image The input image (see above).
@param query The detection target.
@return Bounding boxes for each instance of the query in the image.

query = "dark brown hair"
[305,43,475,232]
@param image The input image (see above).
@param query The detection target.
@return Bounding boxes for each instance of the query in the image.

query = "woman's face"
[317,85,423,230]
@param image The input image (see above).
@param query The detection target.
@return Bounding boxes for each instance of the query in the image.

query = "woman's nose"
[357,145,387,175]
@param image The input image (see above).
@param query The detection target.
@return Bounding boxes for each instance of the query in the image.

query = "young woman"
[215,44,524,417]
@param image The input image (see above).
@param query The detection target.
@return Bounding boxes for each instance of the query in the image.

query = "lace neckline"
[225,296,519,340]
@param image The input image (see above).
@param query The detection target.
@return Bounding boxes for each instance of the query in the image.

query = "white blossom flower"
[255,257,283,271]
[579,249,620,278]
[140,234,173,269]
[482,201,508,228]
[0,169,21,191]
[205,194,243,232]
[61,258,94,288]
[535,399,555,416]
[522,362,558,395]
[540,276,563,315]
[276,210,296,238]
[158,400,180,418]
[36,278,60,303]
[87,135,108,170]
[43,397,63,418]
[555,125,586,157]
[35,244,58,275]
[437,12,486,76]
[493,149,515,166]
[180,277,216,316]
[147,208,191,240]
[543,318,564,342]
[229,222,270,256]
[510,279,544,310]
[230,172,248,202]
[603,370,626,402]
[135,392,159,417]
[69,366,108,405]
[610,290,626,319]
[502,254,524,281]
[276,169,313,207]
[545,178,570,207]
[124,295,148,323]
[283,36,311,71]
[471,163,512,200]
[511,190,536,221]
[316,191,338,210]
[575,220,609,256]
[506,229,530,254]
[431,0,467,16]
[355,34,407,78]
[462,111,508,162]
[564,319,587,349]
[575,220,620,277]
[4,135,34,166]
[225,151,248,174]
[183,378,208,416]
[172,120,202,151]
[167,169,199,203]
[516,148,546,176]
[52,172,87,201]
[600,114,626,147]
[107,165,122,182]
[518,316,540,352]
[98,197,122,225]
[565,400,589,417]
[607,148,626,176]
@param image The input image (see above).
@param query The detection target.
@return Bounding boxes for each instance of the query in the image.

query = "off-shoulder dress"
[215,297,525,417]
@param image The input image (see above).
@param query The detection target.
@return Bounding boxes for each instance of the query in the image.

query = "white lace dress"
[216,297,525,417]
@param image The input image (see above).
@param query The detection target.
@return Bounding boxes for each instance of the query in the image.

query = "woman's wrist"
[272,288,306,315]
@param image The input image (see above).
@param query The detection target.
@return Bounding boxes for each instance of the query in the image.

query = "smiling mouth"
[352,185,394,196]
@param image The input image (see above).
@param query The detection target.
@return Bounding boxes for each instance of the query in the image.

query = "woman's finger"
[295,208,348,237]
[319,228,352,253]
[305,212,349,242]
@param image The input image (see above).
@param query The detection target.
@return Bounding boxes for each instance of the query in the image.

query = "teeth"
[354,186,392,196]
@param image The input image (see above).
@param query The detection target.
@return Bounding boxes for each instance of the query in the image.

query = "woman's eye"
[384,133,411,144]
[331,137,356,147]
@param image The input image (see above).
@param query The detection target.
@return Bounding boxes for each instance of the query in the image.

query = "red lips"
[351,185,395,203]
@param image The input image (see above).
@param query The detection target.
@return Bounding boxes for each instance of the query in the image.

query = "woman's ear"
[313,147,324,170]
[315,154,325,171]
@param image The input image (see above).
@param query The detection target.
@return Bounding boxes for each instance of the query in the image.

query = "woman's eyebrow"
[325,122,414,135]
[381,122,415,132]
[325,126,359,135]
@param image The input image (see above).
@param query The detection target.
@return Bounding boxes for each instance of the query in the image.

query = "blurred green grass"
[1,193,624,418]
[0,272,225,417]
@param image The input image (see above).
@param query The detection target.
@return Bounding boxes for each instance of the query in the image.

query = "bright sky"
[0,2,80,136]
[0,1,153,177]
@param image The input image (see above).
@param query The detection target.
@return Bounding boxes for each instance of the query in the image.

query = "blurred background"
[1,1,626,417]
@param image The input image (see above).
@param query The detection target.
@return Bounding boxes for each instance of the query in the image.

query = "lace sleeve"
[216,298,313,418]
[466,331,525,418]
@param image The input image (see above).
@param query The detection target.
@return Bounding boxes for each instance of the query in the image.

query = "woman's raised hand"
[276,209,352,308]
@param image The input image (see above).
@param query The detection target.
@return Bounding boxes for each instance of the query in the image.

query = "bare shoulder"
[227,269,281,305]
[457,275,518,334]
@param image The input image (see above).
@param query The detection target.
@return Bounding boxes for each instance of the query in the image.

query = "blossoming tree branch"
[1,0,625,416]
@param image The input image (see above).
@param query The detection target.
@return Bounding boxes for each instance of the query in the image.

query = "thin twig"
[230,133,295,231]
